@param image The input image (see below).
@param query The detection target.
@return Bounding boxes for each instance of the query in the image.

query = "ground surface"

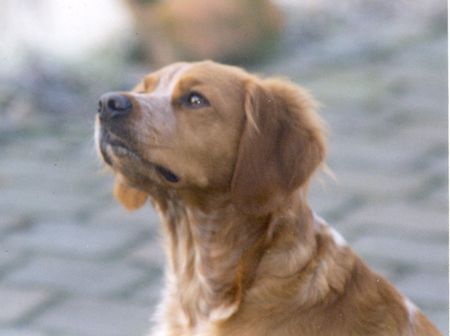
[0,2,447,335]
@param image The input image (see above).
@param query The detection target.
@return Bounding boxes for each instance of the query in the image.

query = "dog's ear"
[113,174,148,211]
[231,79,326,216]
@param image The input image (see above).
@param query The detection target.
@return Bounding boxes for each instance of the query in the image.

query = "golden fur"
[96,61,441,336]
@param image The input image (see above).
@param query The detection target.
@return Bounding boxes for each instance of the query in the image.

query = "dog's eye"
[182,92,209,109]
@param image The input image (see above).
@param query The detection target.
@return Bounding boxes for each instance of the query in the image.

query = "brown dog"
[95,61,441,336]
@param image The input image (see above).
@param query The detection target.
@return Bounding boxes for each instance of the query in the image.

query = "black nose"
[98,93,132,120]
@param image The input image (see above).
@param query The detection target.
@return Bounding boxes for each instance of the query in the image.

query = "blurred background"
[0,0,447,335]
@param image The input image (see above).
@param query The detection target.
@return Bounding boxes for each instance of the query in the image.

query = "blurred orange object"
[125,0,283,66]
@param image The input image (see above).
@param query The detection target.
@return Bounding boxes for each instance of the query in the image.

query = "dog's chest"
[161,259,241,336]
[159,206,244,332]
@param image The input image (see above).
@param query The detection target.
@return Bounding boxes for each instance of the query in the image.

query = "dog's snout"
[98,93,132,120]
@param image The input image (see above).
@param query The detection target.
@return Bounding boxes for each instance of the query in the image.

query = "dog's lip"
[99,128,140,163]
[100,132,180,183]
[108,139,131,152]
[106,140,140,160]
[111,144,134,156]
[99,127,136,155]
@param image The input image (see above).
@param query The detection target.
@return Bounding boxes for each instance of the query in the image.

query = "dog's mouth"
[108,140,139,160]
[99,128,179,183]
[99,129,137,164]
[154,165,179,183]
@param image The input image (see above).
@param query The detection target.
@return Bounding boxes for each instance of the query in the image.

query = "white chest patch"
[209,302,239,322]
[313,212,348,247]
[404,297,417,323]
[328,226,347,247]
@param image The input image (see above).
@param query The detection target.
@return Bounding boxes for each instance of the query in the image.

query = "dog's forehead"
[143,61,248,95]
[150,63,192,95]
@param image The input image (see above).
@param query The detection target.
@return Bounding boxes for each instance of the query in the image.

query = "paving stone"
[353,235,447,273]
[327,136,423,174]
[332,169,425,202]
[88,202,160,232]
[0,286,51,324]
[0,250,25,276]
[4,257,148,296]
[419,150,449,179]
[0,215,30,234]
[128,280,163,308]
[398,123,448,152]
[125,242,165,307]
[361,257,404,283]
[0,189,92,220]
[0,327,44,336]
[428,309,449,336]
[127,240,165,269]
[308,177,359,218]
[423,185,449,212]
[0,169,76,204]
[387,81,446,123]
[342,202,448,241]
[4,221,143,259]
[306,67,385,108]
[37,298,150,336]
[395,272,448,308]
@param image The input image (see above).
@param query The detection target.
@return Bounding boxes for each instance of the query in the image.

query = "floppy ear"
[113,174,148,211]
[231,79,326,216]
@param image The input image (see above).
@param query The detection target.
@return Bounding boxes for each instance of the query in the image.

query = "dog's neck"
[149,188,316,328]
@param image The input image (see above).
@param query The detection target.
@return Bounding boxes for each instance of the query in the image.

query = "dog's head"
[96,61,326,215]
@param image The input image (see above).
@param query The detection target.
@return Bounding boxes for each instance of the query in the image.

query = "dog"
[95,61,441,336]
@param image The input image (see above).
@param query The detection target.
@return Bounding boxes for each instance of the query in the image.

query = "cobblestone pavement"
[0,4,447,336]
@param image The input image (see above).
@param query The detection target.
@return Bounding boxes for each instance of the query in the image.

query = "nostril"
[98,93,132,120]
[107,98,119,111]
[107,96,132,112]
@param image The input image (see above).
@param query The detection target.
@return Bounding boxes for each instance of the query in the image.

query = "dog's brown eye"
[182,92,209,109]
